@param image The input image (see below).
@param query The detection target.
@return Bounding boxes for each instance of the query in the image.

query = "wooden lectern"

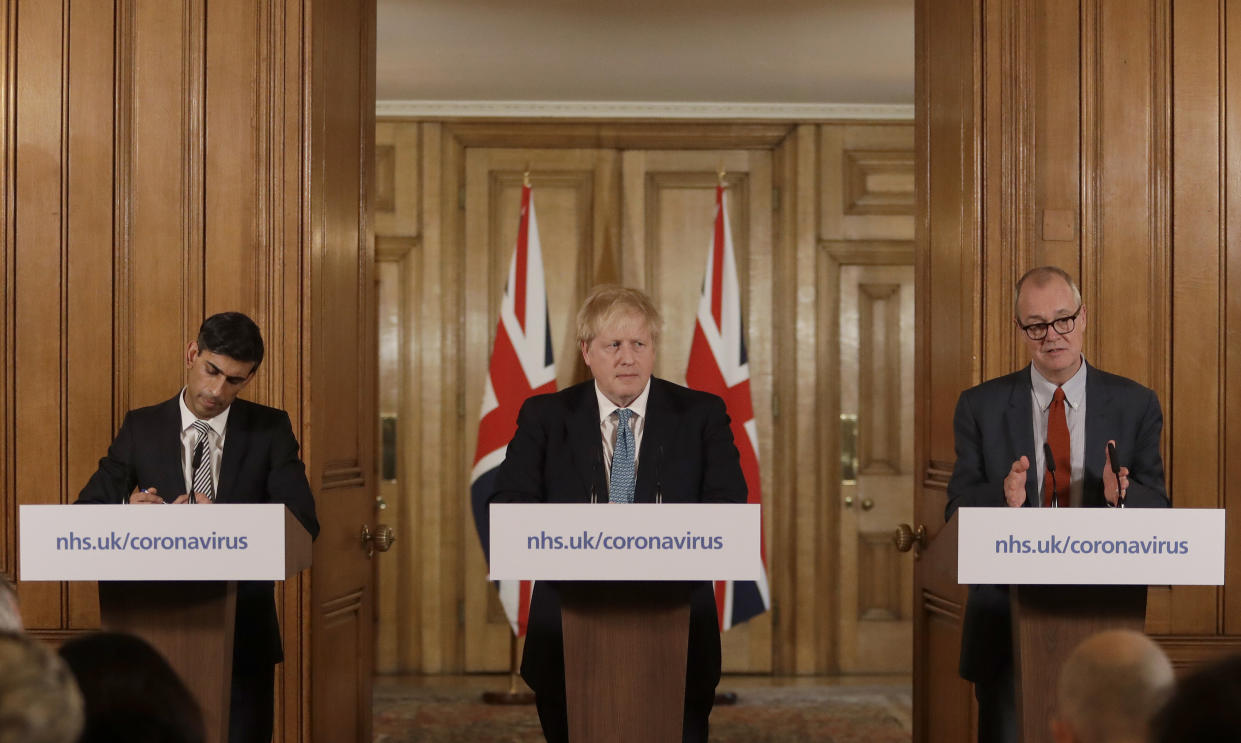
[1010,585,1146,743]
[560,581,693,743]
[18,504,312,743]
[955,506,1224,743]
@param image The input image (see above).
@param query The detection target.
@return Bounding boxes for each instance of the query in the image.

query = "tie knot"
[192,420,212,437]
[615,408,632,426]
[1053,386,1065,404]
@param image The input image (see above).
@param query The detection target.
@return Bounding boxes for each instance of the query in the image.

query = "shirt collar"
[1030,357,1087,411]
[595,378,651,424]
[178,387,231,436]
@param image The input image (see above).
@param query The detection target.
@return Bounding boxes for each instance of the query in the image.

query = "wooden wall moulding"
[922,460,953,490]
[821,240,915,266]
[375,144,396,212]
[1156,635,1241,673]
[921,590,963,621]
[843,149,915,216]
[320,463,366,490]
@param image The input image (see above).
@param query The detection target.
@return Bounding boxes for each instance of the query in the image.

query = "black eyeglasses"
[1018,307,1081,340]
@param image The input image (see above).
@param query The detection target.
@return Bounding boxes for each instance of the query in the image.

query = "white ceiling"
[376,0,914,107]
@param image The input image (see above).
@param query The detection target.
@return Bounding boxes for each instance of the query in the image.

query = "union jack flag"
[469,182,556,637]
[686,183,771,630]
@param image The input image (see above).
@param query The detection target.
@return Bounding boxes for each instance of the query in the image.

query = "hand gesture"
[1103,440,1129,506]
[1004,456,1029,508]
[128,486,162,504]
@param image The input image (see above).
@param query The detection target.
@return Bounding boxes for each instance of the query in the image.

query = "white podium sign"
[488,503,761,581]
[20,504,310,581]
[957,506,1225,585]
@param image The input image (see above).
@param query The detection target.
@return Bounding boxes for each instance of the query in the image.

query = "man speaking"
[945,267,1169,743]
[76,311,319,743]
[489,285,747,743]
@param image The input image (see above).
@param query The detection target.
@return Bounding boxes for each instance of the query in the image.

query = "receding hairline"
[1014,266,1083,319]
[1055,630,1174,739]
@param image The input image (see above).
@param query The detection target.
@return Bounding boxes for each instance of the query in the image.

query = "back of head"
[59,632,204,743]
[0,631,83,743]
[196,311,264,371]
[576,285,663,345]
[0,576,19,632]
[1150,653,1241,743]
[1055,630,1173,743]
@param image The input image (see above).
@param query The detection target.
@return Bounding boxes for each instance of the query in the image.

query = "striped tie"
[609,408,635,504]
[191,420,215,502]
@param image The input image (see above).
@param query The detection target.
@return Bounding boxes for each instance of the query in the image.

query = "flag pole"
[481,630,535,705]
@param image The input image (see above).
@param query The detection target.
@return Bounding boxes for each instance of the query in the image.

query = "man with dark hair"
[947,267,1169,743]
[1151,653,1241,742]
[60,632,204,743]
[76,311,319,743]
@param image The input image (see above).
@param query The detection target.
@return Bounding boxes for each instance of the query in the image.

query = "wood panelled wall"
[917,3,1241,735]
[1,2,377,741]
[373,120,916,675]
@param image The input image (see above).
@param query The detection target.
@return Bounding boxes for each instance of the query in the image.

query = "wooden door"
[837,265,914,672]
[621,149,774,674]
[307,0,378,741]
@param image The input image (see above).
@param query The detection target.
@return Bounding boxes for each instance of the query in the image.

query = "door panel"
[838,265,914,672]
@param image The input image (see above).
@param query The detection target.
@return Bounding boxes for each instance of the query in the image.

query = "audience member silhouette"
[59,632,205,743]
[1051,629,1173,743]
[1150,652,1241,743]
[0,576,20,632]
[0,631,83,743]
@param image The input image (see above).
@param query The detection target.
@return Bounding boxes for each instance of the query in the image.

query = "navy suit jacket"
[489,377,747,700]
[945,363,1168,681]
[77,394,320,668]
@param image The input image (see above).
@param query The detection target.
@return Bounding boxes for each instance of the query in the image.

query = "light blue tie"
[609,408,635,504]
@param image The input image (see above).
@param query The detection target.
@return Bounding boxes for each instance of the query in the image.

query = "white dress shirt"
[1030,360,1087,507]
[595,379,650,482]
[178,388,230,495]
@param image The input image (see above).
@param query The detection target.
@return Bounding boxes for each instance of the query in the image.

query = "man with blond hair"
[1051,630,1174,743]
[0,632,83,743]
[490,285,747,743]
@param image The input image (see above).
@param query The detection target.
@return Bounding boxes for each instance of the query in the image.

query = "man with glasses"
[945,266,1169,743]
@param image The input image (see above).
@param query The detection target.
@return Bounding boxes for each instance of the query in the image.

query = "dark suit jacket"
[77,394,320,668]
[489,377,747,701]
[945,362,1168,682]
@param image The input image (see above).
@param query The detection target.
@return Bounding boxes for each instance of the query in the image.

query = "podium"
[19,504,312,743]
[489,503,762,743]
[955,506,1224,743]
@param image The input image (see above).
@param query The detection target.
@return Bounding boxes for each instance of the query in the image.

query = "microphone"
[655,445,664,505]
[1043,442,1058,508]
[591,447,603,504]
[1107,442,1124,508]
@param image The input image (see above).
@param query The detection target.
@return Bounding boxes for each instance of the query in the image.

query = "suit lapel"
[567,383,603,503]
[159,395,188,497]
[635,378,672,504]
[1083,362,1110,504]
[1003,368,1038,506]
[217,400,248,503]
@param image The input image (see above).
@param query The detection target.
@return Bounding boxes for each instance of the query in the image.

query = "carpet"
[373,681,911,742]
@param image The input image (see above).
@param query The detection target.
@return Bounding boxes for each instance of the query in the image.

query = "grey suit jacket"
[945,363,1168,681]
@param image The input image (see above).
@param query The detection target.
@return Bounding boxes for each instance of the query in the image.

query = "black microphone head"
[1043,442,1056,472]
[1107,442,1120,475]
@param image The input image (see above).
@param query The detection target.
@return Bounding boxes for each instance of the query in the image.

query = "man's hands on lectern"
[128,486,163,504]
[1103,439,1129,506]
[128,486,215,504]
[1004,456,1029,508]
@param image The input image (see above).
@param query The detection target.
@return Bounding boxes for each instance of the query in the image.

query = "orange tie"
[1044,386,1071,507]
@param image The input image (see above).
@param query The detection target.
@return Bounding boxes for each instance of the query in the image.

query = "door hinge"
[458,187,466,210]
[772,187,781,212]
[458,599,465,627]
[771,391,780,419]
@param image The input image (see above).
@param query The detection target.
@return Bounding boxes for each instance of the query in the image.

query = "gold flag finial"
[717,164,726,186]
[523,164,531,187]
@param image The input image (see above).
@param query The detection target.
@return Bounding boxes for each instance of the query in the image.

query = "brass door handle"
[860,498,874,511]
[844,495,854,508]
[893,523,926,555]
[362,524,396,558]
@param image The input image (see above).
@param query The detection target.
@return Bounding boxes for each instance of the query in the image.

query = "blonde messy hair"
[575,285,662,345]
